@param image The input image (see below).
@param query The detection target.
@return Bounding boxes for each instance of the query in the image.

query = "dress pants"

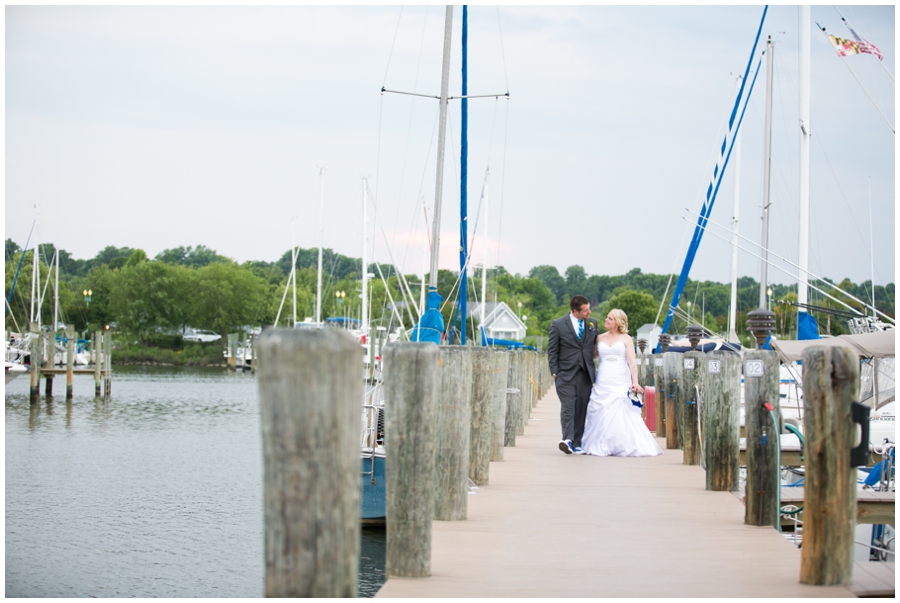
[557,367,592,447]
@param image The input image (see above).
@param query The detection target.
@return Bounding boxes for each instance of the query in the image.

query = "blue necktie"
[578,320,584,340]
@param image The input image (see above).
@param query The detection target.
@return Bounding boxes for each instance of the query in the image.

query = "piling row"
[256,319,865,594]
[24,325,112,401]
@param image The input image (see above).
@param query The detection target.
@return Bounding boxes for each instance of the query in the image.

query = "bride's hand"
[631,384,644,395]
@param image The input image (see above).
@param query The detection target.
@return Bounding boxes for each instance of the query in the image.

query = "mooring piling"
[703,349,740,491]
[383,342,440,578]
[799,345,861,586]
[434,346,472,521]
[490,350,509,462]
[256,328,362,597]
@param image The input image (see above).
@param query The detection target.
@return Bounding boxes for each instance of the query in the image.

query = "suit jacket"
[547,314,597,384]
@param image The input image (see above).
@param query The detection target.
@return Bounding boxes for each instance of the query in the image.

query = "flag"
[826,33,883,61]
[839,17,884,61]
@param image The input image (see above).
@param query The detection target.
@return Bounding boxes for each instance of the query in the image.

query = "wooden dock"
[376,385,891,598]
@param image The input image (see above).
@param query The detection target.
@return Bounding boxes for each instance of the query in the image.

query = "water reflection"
[6,366,385,597]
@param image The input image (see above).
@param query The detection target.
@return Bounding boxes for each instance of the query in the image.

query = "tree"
[528,265,566,305]
[564,265,587,299]
[191,261,268,335]
[6,238,20,262]
[598,289,658,336]
[108,260,192,342]
[156,245,228,269]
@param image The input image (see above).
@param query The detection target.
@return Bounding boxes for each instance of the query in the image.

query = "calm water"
[5,366,385,597]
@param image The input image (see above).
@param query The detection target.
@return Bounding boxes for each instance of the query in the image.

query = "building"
[467,302,527,341]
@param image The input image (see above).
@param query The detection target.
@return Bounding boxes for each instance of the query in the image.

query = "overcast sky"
[5,4,895,289]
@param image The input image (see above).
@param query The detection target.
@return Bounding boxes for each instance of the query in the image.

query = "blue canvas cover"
[797,311,821,340]
[410,288,444,344]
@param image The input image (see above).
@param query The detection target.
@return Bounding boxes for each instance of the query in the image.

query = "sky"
[5,4,895,290]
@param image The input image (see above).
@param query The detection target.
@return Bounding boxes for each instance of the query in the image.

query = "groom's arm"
[547,319,560,378]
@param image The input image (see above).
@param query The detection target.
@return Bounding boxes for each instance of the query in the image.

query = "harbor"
[377,384,892,598]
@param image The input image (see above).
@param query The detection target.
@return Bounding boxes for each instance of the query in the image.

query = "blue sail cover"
[797,312,821,340]
[411,288,444,344]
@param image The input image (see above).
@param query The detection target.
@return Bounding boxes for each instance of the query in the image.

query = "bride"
[581,309,662,457]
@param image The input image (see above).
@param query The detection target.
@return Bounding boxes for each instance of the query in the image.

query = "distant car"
[183,329,221,343]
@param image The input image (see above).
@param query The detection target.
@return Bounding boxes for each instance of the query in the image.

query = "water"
[5,366,386,597]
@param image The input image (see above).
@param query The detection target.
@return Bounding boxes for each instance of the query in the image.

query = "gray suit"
[547,314,597,447]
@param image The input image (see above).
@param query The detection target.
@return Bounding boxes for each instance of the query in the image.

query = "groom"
[547,295,596,455]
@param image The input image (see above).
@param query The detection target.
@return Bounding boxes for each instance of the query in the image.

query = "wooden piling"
[383,342,440,578]
[256,328,362,597]
[45,374,53,396]
[504,351,519,447]
[743,349,781,527]
[66,325,75,399]
[434,346,472,521]
[680,350,704,465]
[469,347,493,487]
[490,350,509,462]
[663,352,682,449]
[29,322,40,400]
[652,354,665,436]
[94,330,102,397]
[703,350,740,491]
[514,351,526,435]
[800,345,859,586]
[103,330,112,397]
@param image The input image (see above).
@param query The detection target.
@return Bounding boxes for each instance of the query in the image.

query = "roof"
[770,329,895,363]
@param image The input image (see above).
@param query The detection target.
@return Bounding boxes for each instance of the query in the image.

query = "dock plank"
[377,386,860,598]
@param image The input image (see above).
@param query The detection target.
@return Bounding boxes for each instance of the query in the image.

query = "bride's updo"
[609,308,628,334]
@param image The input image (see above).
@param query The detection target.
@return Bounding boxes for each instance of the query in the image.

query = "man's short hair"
[569,295,589,312]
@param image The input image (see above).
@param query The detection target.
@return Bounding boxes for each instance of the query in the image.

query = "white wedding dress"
[581,340,662,457]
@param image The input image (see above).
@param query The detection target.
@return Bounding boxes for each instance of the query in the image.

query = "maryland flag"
[827,33,884,61]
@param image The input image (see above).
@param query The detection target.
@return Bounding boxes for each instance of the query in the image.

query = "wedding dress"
[581,340,662,457]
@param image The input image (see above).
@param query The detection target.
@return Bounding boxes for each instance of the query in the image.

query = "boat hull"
[361,452,386,521]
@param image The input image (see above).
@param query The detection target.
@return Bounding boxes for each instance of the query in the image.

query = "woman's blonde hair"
[609,308,628,334]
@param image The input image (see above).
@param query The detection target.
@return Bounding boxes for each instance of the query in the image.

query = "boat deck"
[377,385,890,598]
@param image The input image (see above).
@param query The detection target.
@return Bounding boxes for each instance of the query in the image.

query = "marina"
[376,382,893,598]
[4,5,895,598]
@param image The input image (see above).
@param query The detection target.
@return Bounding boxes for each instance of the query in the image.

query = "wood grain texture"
[434,346,473,521]
[257,328,362,597]
[663,352,683,450]
[680,351,704,466]
[743,349,781,527]
[703,350,740,492]
[468,348,494,487]
[653,355,666,436]
[490,351,510,462]
[800,345,859,586]
[504,352,519,447]
[383,342,440,577]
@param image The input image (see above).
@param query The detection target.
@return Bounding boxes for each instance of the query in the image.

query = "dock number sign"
[708,360,721,374]
[745,359,764,377]
[654,358,664,367]
[683,358,695,370]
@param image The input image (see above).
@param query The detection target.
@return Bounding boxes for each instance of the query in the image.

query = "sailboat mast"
[727,130,741,342]
[759,36,774,309]
[459,5,469,345]
[292,219,297,327]
[316,168,325,325]
[428,5,454,289]
[481,171,489,338]
[868,176,875,318]
[31,224,38,326]
[54,248,59,332]
[362,178,369,340]
[797,6,811,316]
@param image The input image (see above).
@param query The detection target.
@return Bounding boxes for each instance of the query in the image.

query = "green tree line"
[5,238,894,346]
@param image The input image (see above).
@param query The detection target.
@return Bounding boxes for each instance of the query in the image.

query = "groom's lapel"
[563,315,577,342]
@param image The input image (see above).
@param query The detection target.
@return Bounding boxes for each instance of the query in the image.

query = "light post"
[767,288,773,312]
[335,290,345,308]
[83,289,92,308]
[686,300,692,327]
[517,301,522,319]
